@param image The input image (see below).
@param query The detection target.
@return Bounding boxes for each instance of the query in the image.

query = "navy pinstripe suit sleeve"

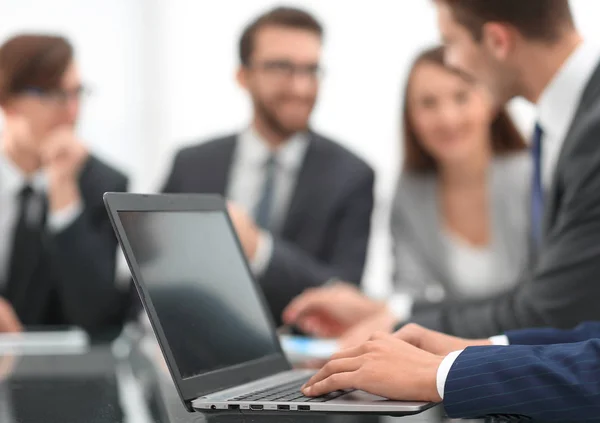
[506,321,600,345]
[444,341,600,421]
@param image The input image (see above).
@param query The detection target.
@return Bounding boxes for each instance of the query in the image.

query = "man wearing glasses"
[163,7,375,326]
[0,34,128,334]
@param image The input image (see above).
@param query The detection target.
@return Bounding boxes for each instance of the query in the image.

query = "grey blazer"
[392,153,531,303]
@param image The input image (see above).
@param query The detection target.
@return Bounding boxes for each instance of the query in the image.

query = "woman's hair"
[402,45,526,173]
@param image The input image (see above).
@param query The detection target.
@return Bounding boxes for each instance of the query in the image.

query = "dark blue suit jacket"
[444,322,600,421]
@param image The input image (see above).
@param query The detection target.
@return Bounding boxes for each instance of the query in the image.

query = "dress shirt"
[227,126,309,276]
[444,230,498,300]
[435,41,600,400]
[0,152,82,290]
[538,41,600,189]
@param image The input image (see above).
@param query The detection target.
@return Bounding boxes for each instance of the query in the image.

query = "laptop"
[103,192,435,416]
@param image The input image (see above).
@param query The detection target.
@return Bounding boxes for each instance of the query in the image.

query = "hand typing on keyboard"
[229,379,348,403]
[301,332,443,402]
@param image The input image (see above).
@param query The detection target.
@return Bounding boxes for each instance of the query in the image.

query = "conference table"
[0,325,521,423]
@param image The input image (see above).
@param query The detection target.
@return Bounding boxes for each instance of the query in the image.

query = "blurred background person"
[162,7,375,326]
[284,45,531,345]
[388,47,529,319]
[0,34,128,334]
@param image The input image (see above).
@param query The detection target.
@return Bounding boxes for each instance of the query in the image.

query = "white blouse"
[444,230,505,300]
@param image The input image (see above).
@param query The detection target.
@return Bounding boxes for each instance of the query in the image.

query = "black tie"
[5,186,48,302]
[254,154,277,230]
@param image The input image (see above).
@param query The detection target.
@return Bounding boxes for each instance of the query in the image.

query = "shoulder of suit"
[309,132,374,176]
[173,133,238,162]
[492,152,532,181]
[389,172,436,233]
[393,171,434,207]
[82,153,128,185]
[574,91,600,139]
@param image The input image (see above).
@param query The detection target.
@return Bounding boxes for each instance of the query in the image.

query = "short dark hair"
[0,34,73,105]
[239,7,323,66]
[403,46,527,173]
[437,0,574,42]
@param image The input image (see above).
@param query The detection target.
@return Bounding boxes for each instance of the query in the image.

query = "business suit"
[408,57,600,337]
[392,154,531,302]
[444,322,600,421]
[4,155,129,332]
[163,131,375,324]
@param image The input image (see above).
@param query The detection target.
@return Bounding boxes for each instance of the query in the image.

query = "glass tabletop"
[0,324,493,423]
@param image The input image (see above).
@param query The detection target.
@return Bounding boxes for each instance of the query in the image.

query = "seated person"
[302,322,600,421]
[388,45,529,325]
[162,7,375,325]
[0,34,128,333]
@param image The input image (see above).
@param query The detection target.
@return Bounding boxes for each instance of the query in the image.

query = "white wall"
[2,0,600,296]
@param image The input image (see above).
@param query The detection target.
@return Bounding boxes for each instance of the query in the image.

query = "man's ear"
[1,101,13,117]
[0,97,24,117]
[481,22,517,62]
[237,66,250,90]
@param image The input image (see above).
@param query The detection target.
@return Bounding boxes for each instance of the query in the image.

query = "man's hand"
[227,202,260,260]
[0,353,17,382]
[40,126,88,212]
[394,323,491,356]
[339,308,398,349]
[302,332,443,403]
[283,283,386,338]
[0,297,22,333]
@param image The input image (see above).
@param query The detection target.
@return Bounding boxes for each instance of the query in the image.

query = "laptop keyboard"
[228,378,349,403]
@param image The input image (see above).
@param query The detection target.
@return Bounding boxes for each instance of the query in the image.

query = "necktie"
[531,122,544,248]
[254,154,277,230]
[5,186,47,301]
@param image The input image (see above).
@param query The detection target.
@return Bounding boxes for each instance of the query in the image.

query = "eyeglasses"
[21,85,91,107]
[249,60,324,81]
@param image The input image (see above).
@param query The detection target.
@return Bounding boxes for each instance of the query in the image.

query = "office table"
[0,325,524,423]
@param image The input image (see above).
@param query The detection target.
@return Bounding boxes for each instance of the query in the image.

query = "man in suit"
[285,0,600,340]
[163,7,375,325]
[296,0,600,420]
[0,34,129,333]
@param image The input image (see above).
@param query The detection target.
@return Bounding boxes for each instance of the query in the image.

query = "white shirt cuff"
[436,350,463,400]
[489,335,510,345]
[47,201,83,232]
[250,230,273,276]
[386,293,413,322]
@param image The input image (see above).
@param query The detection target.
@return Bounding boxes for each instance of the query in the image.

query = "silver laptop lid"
[104,193,291,411]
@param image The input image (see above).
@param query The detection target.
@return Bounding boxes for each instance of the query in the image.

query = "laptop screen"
[118,210,280,380]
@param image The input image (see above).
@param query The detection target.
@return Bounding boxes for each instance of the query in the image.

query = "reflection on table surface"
[0,324,488,423]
